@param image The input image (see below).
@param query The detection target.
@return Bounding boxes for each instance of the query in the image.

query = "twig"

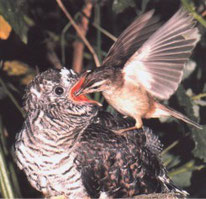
[191,93,206,100]
[161,140,179,156]
[61,12,81,65]
[92,22,117,42]
[94,2,102,63]
[0,78,25,117]
[0,119,22,197]
[202,10,206,17]
[46,39,62,69]
[134,193,182,199]
[0,149,15,198]
[0,120,15,198]
[169,160,205,177]
[72,0,93,73]
[56,0,100,68]
[92,2,102,102]
[181,0,206,27]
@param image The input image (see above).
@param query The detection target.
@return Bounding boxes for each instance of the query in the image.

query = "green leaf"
[141,0,150,12]
[172,170,192,187]
[0,0,28,43]
[112,0,135,14]
[163,154,192,187]
[176,86,206,162]
[0,87,6,100]
[0,117,15,198]
[176,85,197,120]
[191,126,206,161]
[162,153,181,169]
[168,160,205,187]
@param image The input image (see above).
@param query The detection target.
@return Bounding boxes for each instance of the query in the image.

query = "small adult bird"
[75,8,202,131]
[15,68,187,198]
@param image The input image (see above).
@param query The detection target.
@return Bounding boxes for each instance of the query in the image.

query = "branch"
[46,39,62,69]
[72,0,93,73]
[92,22,117,42]
[181,0,206,27]
[192,93,206,100]
[0,77,25,117]
[134,193,183,199]
[56,0,100,68]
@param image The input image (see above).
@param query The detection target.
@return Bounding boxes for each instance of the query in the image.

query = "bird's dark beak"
[75,87,84,96]
[72,74,87,97]
[70,71,102,107]
[74,70,92,96]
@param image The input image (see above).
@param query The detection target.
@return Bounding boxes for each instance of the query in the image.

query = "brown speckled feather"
[75,111,186,198]
[15,68,188,198]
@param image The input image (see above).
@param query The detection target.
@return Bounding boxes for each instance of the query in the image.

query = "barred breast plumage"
[15,110,88,198]
[15,68,187,198]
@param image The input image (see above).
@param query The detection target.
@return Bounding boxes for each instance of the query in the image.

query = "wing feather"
[123,8,200,99]
[102,10,162,67]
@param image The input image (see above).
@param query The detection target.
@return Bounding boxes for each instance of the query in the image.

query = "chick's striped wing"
[102,10,162,67]
[123,8,200,100]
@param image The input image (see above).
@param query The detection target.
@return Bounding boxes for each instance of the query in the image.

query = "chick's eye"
[55,86,64,95]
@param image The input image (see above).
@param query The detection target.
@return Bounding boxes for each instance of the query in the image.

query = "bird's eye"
[54,87,64,95]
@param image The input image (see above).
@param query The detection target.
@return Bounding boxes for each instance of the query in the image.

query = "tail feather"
[158,173,189,198]
[156,103,202,129]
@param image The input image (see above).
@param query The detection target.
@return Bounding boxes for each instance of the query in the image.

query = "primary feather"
[103,9,162,68]
[123,8,200,99]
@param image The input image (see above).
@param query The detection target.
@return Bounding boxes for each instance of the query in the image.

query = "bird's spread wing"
[102,10,161,67]
[123,8,200,100]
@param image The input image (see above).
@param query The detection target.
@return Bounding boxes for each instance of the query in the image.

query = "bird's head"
[74,68,113,97]
[23,68,100,119]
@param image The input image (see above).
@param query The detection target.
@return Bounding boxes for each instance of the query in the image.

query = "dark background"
[0,0,206,198]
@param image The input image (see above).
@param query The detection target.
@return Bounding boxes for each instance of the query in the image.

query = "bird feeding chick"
[74,7,202,132]
[15,68,188,198]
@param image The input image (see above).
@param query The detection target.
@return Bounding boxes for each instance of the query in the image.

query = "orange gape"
[70,76,102,106]
[70,76,88,102]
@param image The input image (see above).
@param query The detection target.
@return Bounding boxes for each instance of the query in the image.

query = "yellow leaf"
[21,74,34,85]
[0,15,12,40]
[3,60,29,75]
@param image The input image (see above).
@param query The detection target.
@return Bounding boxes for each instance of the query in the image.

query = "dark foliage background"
[0,0,206,198]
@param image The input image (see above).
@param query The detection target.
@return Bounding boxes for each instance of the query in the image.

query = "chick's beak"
[74,70,92,96]
[70,75,102,107]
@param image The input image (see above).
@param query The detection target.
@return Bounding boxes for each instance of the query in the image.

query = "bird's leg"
[135,117,143,129]
[113,118,143,135]
[113,126,138,135]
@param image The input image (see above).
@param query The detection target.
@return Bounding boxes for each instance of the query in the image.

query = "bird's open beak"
[74,70,91,96]
[70,75,102,107]
[75,87,84,96]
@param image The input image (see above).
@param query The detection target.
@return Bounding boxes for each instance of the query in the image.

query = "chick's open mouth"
[70,77,102,106]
